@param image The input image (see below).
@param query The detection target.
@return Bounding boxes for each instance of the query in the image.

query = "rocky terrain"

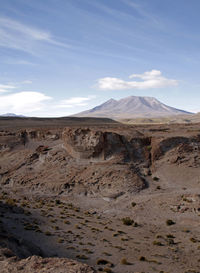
[0,117,200,273]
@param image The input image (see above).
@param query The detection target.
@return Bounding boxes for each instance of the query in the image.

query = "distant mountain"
[74,96,192,119]
[0,113,25,117]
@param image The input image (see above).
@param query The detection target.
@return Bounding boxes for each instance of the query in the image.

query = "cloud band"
[97,70,178,90]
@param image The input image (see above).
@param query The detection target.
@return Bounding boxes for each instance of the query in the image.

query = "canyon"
[0,117,200,273]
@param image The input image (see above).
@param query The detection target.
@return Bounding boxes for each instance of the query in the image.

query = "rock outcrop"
[151,135,200,167]
[62,127,151,163]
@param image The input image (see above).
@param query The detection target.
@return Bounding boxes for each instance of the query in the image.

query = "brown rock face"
[62,128,105,160]
[61,128,150,194]
[151,137,189,162]
[62,127,130,161]
[62,128,151,163]
[151,136,200,167]
[0,127,150,196]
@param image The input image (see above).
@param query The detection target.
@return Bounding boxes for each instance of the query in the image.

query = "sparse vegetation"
[122,217,134,226]
[131,201,136,207]
[97,259,110,265]
[57,238,64,243]
[147,145,152,151]
[44,231,52,236]
[120,258,131,265]
[153,176,159,181]
[190,237,198,243]
[139,256,146,261]
[166,219,176,226]
[153,240,164,246]
[76,254,88,260]
[64,220,70,225]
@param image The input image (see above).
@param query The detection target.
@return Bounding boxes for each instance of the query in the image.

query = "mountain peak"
[73,96,191,119]
[107,98,116,102]
[0,113,25,117]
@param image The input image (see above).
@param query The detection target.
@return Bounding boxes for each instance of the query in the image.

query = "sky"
[0,0,200,117]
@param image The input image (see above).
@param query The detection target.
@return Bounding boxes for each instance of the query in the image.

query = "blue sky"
[0,0,200,116]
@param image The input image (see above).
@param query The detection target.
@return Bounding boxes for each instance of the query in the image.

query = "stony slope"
[0,201,95,273]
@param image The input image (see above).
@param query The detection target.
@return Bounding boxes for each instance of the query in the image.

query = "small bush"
[131,202,136,207]
[83,248,93,254]
[190,237,198,243]
[88,242,95,246]
[166,219,175,226]
[76,254,88,260]
[166,234,175,238]
[147,145,152,151]
[182,229,190,233]
[122,217,134,226]
[156,234,163,239]
[57,238,64,243]
[97,259,110,265]
[44,231,52,236]
[53,226,59,230]
[153,240,163,246]
[153,177,159,181]
[64,220,70,225]
[167,238,176,245]
[120,258,131,265]
[121,237,128,241]
[117,230,126,234]
[139,256,146,261]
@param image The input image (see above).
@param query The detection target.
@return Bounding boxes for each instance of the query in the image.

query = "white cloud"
[0,91,52,114]
[0,84,16,93]
[0,17,70,53]
[57,96,95,108]
[121,0,159,25]
[0,92,95,117]
[0,80,32,93]
[129,70,162,80]
[0,17,51,40]
[97,70,178,90]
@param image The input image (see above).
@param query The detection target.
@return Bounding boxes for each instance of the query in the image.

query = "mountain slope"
[74,96,192,118]
[0,113,25,117]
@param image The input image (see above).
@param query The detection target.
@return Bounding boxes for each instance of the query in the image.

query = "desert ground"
[0,117,200,273]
